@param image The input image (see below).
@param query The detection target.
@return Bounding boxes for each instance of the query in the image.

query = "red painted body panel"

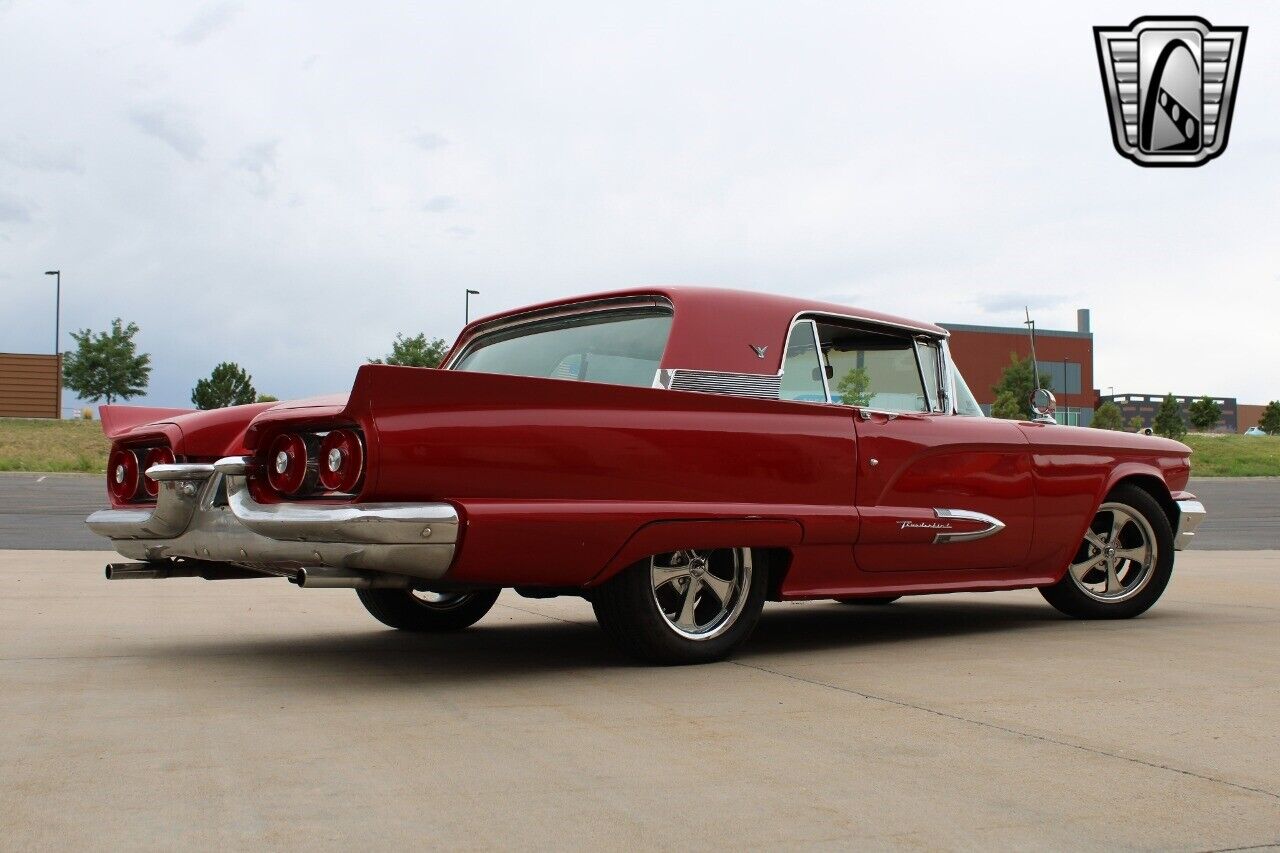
[99,405,193,439]
[95,287,1196,598]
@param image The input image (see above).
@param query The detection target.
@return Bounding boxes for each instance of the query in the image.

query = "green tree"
[1127,415,1145,432]
[370,332,448,368]
[255,393,278,403]
[191,362,257,410]
[1259,401,1280,435]
[61,318,151,404]
[1152,393,1187,440]
[1188,395,1223,432]
[1091,401,1124,430]
[991,390,1024,420]
[834,367,871,407]
[990,353,1053,420]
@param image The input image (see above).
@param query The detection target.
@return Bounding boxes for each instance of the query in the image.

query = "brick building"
[940,310,1095,426]
[1100,394,1268,433]
[0,353,61,419]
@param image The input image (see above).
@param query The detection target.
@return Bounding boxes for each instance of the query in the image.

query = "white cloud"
[234,140,279,196]
[410,132,448,151]
[174,1,239,45]
[0,1,1275,407]
[128,106,205,161]
[422,195,459,213]
[0,190,32,222]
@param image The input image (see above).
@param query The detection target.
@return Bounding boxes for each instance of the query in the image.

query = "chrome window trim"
[786,309,950,341]
[913,337,948,414]
[808,320,831,403]
[803,314,947,415]
[443,295,675,370]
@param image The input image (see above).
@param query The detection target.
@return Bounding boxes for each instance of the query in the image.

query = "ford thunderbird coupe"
[88,288,1206,663]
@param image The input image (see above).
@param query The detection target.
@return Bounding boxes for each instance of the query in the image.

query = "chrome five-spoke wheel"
[1040,484,1175,620]
[1067,502,1157,603]
[592,546,767,664]
[650,549,752,640]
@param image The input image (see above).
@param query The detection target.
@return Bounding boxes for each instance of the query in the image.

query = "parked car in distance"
[87,287,1207,664]
[1244,427,1267,436]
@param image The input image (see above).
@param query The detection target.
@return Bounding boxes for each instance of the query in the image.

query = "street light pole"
[1063,356,1070,425]
[45,270,61,419]
[465,289,479,325]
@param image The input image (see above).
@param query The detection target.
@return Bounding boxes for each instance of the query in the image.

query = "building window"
[1042,361,1081,396]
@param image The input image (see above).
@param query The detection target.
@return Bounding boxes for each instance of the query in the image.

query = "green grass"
[1184,433,1280,477]
[0,417,110,473]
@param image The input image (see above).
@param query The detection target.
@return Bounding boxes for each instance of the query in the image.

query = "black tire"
[837,596,901,606]
[356,588,501,632]
[591,548,767,665]
[1039,484,1174,619]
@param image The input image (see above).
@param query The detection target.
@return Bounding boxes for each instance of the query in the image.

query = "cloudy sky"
[1,1,1277,410]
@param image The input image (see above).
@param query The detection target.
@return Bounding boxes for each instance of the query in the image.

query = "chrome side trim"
[666,369,782,400]
[1174,499,1207,550]
[932,508,1006,544]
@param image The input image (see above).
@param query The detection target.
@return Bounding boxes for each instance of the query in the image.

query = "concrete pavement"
[2,549,1278,849]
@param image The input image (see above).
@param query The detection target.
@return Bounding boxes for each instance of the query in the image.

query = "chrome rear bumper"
[1174,498,1207,550]
[86,457,458,580]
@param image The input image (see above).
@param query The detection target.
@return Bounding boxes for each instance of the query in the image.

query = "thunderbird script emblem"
[1094,16,1246,167]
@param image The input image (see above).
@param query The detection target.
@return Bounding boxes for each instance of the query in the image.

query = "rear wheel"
[1039,484,1174,619]
[356,588,501,632]
[591,548,766,664]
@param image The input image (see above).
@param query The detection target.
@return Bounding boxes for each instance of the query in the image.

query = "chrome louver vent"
[665,370,782,400]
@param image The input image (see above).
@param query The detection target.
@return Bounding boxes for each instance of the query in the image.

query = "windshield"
[452,308,672,388]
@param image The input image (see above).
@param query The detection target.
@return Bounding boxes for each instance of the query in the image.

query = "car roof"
[454,286,946,376]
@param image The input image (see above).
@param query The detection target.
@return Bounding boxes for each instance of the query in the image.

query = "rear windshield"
[451,308,672,388]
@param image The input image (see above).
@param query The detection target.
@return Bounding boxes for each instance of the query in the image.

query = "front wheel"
[1039,484,1174,619]
[591,548,766,665]
[356,588,501,632]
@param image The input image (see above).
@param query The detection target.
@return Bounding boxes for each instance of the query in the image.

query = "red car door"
[807,315,1034,573]
[851,411,1034,572]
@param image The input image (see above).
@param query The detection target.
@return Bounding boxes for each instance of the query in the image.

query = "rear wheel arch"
[588,518,803,586]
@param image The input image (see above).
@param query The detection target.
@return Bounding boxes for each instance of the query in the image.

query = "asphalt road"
[1,472,1276,551]
[2,549,1278,849]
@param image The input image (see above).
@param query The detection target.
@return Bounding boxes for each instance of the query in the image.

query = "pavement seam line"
[494,602,582,625]
[1198,842,1280,852]
[731,660,1280,803]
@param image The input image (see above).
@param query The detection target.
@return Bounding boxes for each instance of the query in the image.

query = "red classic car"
[88,288,1206,663]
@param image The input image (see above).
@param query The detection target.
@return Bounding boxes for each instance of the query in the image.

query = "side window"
[814,322,929,413]
[779,321,827,402]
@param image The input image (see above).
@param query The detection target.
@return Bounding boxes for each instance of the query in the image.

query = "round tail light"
[107,448,141,502]
[318,429,364,493]
[266,433,312,496]
[141,446,176,498]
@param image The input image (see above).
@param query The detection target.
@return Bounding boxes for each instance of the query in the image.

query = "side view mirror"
[812,365,834,381]
[1030,388,1057,422]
